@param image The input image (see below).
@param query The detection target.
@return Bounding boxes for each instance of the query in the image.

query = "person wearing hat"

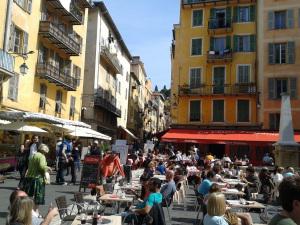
[22,143,52,211]
[90,140,101,156]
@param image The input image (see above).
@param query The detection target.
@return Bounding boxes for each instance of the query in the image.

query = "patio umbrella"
[0,122,47,133]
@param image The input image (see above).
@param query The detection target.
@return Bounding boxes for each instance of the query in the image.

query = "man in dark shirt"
[90,140,101,156]
[242,166,259,200]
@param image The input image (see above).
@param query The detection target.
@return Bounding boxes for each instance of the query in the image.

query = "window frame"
[236,99,250,123]
[189,67,202,89]
[236,64,251,83]
[212,99,225,123]
[238,6,251,23]
[189,100,201,122]
[39,84,47,110]
[192,9,204,27]
[237,35,251,52]
[190,38,203,56]
[55,90,63,114]
[269,113,280,130]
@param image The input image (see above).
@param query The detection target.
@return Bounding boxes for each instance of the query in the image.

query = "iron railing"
[95,87,121,117]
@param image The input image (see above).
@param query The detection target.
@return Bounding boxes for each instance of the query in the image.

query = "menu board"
[79,156,100,192]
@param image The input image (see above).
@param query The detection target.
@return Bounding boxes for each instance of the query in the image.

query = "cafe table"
[222,188,245,199]
[71,215,121,225]
[99,194,133,213]
[153,174,166,181]
[226,200,265,211]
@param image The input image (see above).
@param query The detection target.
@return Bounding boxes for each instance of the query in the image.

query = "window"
[9,25,28,54]
[212,37,226,52]
[72,65,81,87]
[237,100,249,122]
[213,100,224,122]
[269,42,295,64]
[233,35,257,52]
[210,8,228,28]
[70,96,76,117]
[192,10,203,27]
[268,78,297,99]
[269,10,294,30]
[39,84,47,109]
[238,6,250,22]
[189,100,200,122]
[14,0,32,13]
[269,113,280,130]
[213,67,225,94]
[55,90,62,114]
[190,68,201,89]
[8,74,19,101]
[191,38,202,56]
[237,65,250,83]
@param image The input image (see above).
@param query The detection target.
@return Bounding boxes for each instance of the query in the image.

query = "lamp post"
[12,50,34,75]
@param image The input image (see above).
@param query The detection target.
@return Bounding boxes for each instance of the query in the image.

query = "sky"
[102,0,180,90]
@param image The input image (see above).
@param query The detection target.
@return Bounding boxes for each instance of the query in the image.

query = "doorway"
[208,144,225,159]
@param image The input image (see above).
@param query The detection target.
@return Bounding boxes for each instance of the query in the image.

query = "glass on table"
[80,212,87,224]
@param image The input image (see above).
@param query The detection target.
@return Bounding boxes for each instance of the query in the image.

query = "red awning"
[161,129,300,144]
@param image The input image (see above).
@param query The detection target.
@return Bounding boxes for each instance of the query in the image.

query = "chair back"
[74,192,84,204]
[55,196,68,218]
[103,183,114,194]
[148,203,166,225]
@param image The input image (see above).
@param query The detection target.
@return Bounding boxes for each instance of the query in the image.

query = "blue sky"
[102,0,180,90]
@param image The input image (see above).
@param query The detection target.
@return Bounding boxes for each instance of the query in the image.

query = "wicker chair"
[55,196,78,221]
[74,192,105,215]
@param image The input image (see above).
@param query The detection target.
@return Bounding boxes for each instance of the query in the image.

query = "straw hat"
[38,144,49,154]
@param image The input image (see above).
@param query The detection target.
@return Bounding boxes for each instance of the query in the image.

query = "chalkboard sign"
[79,156,101,192]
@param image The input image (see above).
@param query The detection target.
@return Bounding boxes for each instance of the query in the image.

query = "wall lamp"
[13,51,35,75]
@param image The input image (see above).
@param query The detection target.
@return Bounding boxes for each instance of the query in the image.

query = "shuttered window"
[190,68,201,89]
[39,84,47,109]
[8,74,19,101]
[269,9,294,30]
[269,42,295,64]
[190,100,201,122]
[269,113,280,130]
[268,78,297,99]
[213,100,224,122]
[192,10,203,27]
[237,100,250,122]
[72,64,81,87]
[234,35,255,52]
[237,65,250,83]
[55,90,62,114]
[191,38,202,56]
[70,96,76,118]
[9,24,28,54]
[14,0,32,13]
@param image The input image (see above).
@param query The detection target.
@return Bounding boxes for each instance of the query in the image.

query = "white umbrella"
[0,122,47,133]
[66,126,111,140]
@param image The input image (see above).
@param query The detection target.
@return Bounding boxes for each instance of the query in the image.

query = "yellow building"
[1,0,91,121]
[171,0,258,128]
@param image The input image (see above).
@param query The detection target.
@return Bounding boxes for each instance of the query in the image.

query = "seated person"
[242,166,259,200]
[156,161,166,175]
[160,170,176,201]
[198,171,216,196]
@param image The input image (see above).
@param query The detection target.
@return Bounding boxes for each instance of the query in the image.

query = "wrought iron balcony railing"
[207,50,232,63]
[39,21,81,56]
[178,83,257,96]
[100,45,122,74]
[95,87,121,117]
[36,62,77,91]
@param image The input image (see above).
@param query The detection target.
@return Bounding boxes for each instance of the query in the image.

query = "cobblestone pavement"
[0,171,268,225]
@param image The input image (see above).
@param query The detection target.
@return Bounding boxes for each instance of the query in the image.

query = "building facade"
[152,92,166,133]
[1,0,91,121]
[171,0,258,129]
[82,1,131,138]
[257,0,300,131]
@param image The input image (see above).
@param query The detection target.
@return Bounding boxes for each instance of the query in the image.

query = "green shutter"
[287,9,294,28]
[290,78,297,99]
[210,37,214,51]
[233,35,238,52]
[233,7,238,22]
[250,35,256,52]
[287,42,295,64]
[268,43,275,64]
[250,5,256,22]
[226,7,232,25]
[268,11,274,30]
[193,10,203,26]
[226,36,231,50]
[268,78,276,99]
[210,8,216,19]
[23,31,28,54]
[199,10,203,26]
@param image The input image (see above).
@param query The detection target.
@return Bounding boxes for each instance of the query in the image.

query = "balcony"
[36,62,77,91]
[182,0,256,7]
[46,0,82,25]
[95,87,121,117]
[39,21,81,56]
[207,50,232,63]
[100,45,122,74]
[76,0,94,8]
[0,49,14,78]
[208,18,232,35]
[178,83,257,96]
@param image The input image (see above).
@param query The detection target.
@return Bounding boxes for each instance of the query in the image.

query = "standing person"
[72,141,81,172]
[55,137,63,171]
[55,137,71,185]
[268,176,300,225]
[22,144,51,210]
[7,196,34,225]
[29,135,39,158]
[272,167,284,200]
[90,140,101,156]
[17,140,30,189]
[65,136,72,176]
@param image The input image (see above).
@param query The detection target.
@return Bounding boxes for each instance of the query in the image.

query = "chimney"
[275,93,300,146]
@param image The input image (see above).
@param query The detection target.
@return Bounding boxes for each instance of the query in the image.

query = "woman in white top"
[203,192,228,225]
[272,166,284,198]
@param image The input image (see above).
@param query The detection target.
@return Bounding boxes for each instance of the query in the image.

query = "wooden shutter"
[14,74,19,101]
[22,31,28,54]
[27,0,32,13]
[233,35,238,52]
[250,5,256,22]
[290,78,297,99]
[268,11,274,30]
[268,78,276,99]
[226,7,232,24]
[210,37,214,51]
[8,75,16,100]
[226,36,231,50]
[287,9,294,28]
[268,43,275,64]
[233,7,238,22]
[287,42,295,64]
[210,8,216,19]
[250,35,256,52]
[9,23,15,51]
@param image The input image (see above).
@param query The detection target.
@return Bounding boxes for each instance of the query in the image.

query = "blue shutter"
[268,78,276,99]
[287,9,294,28]
[226,36,231,50]
[290,78,297,99]
[268,43,275,64]
[250,35,256,52]
[287,42,295,64]
[250,5,256,22]
[233,35,238,52]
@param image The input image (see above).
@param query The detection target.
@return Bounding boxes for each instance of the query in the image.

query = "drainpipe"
[4,0,13,51]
